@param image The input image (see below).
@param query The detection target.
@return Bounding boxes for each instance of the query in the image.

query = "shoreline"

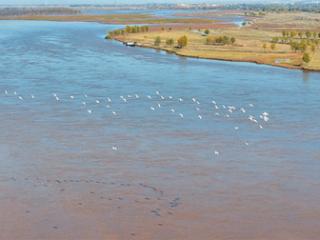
[1,16,319,72]
[111,37,319,72]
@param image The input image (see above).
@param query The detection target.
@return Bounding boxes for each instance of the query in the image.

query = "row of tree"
[107,25,149,38]
[222,3,320,13]
[154,36,188,48]
[206,36,236,45]
[281,31,320,40]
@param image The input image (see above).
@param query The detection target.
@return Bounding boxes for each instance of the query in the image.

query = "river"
[0,20,319,240]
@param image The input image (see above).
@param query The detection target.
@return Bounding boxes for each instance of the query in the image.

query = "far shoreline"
[1,14,319,72]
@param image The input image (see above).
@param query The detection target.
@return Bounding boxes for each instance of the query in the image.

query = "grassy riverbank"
[107,12,320,71]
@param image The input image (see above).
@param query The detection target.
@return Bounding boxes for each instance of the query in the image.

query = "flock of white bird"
[2,89,270,157]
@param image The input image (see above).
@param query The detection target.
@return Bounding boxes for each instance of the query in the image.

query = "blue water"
[0,20,319,239]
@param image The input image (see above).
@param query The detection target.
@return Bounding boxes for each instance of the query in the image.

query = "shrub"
[166,38,174,46]
[207,35,234,45]
[302,53,311,63]
[177,36,188,48]
[154,36,161,46]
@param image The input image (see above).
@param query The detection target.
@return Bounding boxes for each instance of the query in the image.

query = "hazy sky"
[0,0,283,5]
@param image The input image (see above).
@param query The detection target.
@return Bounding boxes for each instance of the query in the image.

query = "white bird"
[82,101,86,105]
[135,94,139,99]
[215,112,220,116]
[179,113,184,118]
[249,103,254,107]
[234,126,239,130]
[214,105,219,110]
[259,125,263,129]
[225,114,230,118]
[156,91,160,95]
[212,100,216,105]
[179,98,183,102]
[198,115,202,120]
[84,94,88,98]
[248,115,258,123]
[96,100,100,104]
[150,107,155,111]
[214,150,220,156]
[4,90,8,95]
[196,107,200,112]
[70,95,74,99]
[106,104,111,108]
[14,91,17,95]
[18,96,23,100]
[122,98,127,103]
[87,109,92,114]
[160,95,165,100]
[168,96,173,99]
[196,101,200,105]
[147,95,152,99]
[55,96,60,101]
[245,142,249,146]
[192,97,196,102]
[229,106,236,110]
[157,103,161,108]
[112,111,117,116]
[170,108,175,113]
[240,107,246,113]
[31,94,35,99]
[112,146,118,151]
[107,97,112,102]
[53,93,57,97]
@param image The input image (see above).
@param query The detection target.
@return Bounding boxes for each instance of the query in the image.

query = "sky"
[0,0,289,5]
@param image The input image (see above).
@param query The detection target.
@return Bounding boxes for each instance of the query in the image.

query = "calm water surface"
[0,21,319,240]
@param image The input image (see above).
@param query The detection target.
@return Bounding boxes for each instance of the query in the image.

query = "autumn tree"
[166,38,174,46]
[177,36,188,48]
[154,36,161,46]
[302,52,311,63]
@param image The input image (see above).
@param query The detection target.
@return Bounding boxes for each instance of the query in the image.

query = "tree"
[282,30,287,37]
[290,31,297,38]
[298,32,303,39]
[231,37,236,44]
[305,31,311,39]
[302,53,311,63]
[271,43,276,50]
[290,41,299,52]
[313,32,317,39]
[154,36,161,46]
[204,29,210,35]
[262,43,267,51]
[299,41,307,52]
[166,38,174,46]
[272,37,279,43]
[177,36,188,48]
